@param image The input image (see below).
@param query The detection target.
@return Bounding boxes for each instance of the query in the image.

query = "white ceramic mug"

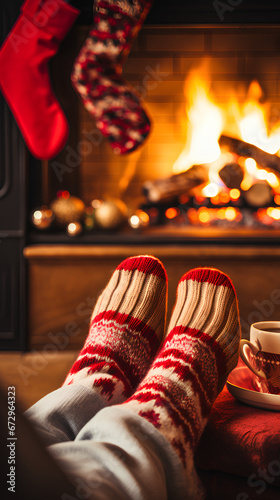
[240,321,280,394]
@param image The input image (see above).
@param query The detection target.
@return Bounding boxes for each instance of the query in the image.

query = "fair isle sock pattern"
[71,0,152,154]
[123,268,241,477]
[64,256,167,405]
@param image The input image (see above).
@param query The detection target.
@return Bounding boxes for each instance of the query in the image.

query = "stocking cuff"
[96,0,152,21]
[21,0,79,41]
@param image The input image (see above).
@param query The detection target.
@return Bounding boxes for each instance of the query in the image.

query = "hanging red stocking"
[71,0,153,155]
[0,0,79,160]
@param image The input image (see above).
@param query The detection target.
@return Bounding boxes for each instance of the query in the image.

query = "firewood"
[219,162,244,189]
[219,135,280,176]
[244,181,273,207]
[142,165,209,203]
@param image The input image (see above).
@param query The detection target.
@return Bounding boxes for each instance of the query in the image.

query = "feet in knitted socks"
[123,267,241,476]
[64,255,167,405]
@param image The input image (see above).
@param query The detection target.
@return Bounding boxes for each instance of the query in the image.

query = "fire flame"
[172,69,224,174]
[172,65,280,183]
[233,81,280,155]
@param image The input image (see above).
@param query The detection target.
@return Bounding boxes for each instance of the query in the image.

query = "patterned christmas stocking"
[63,255,168,405]
[71,0,153,155]
[0,0,79,159]
[123,267,241,496]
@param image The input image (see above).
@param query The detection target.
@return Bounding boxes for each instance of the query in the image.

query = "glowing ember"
[202,182,219,198]
[198,208,210,224]
[268,207,280,220]
[225,207,237,221]
[165,207,180,219]
[230,189,240,200]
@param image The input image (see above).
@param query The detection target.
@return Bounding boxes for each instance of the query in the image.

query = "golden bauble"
[66,221,83,237]
[50,195,85,227]
[94,199,127,230]
[128,210,150,230]
[31,206,54,230]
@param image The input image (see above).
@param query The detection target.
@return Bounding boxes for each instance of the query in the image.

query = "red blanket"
[195,360,280,499]
[196,470,280,500]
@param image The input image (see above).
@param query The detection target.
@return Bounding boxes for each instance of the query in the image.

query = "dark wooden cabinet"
[0,1,27,350]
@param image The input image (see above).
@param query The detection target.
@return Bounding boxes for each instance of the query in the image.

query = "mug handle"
[239,339,267,379]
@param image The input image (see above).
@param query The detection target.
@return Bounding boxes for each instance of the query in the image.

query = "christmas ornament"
[31,206,54,230]
[71,0,152,154]
[0,0,79,159]
[67,222,83,237]
[84,206,96,231]
[91,199,103,209]
[50,193,85,227]
[129,210,150,230]
[94,199,127,230]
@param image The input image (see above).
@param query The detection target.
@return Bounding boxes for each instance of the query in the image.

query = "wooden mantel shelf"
[24,244,280,260]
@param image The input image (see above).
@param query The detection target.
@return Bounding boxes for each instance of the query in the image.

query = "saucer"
[226,364,280,411]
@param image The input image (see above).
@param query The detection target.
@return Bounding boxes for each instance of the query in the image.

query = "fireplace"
[3,2,280,351]
[28,12,280,244]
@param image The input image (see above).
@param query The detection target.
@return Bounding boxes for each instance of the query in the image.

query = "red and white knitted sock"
[123,268,240,489]
[71,0,152,154]
[63,255,167,405]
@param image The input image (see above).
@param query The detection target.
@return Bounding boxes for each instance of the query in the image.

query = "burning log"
[142,165,209,203]
[244,181,273,207]
[219,135,280,176]
[219,162,244,189]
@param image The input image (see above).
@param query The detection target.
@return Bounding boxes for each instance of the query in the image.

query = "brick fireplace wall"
[24,25,280,351]
[69,25,280,210]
